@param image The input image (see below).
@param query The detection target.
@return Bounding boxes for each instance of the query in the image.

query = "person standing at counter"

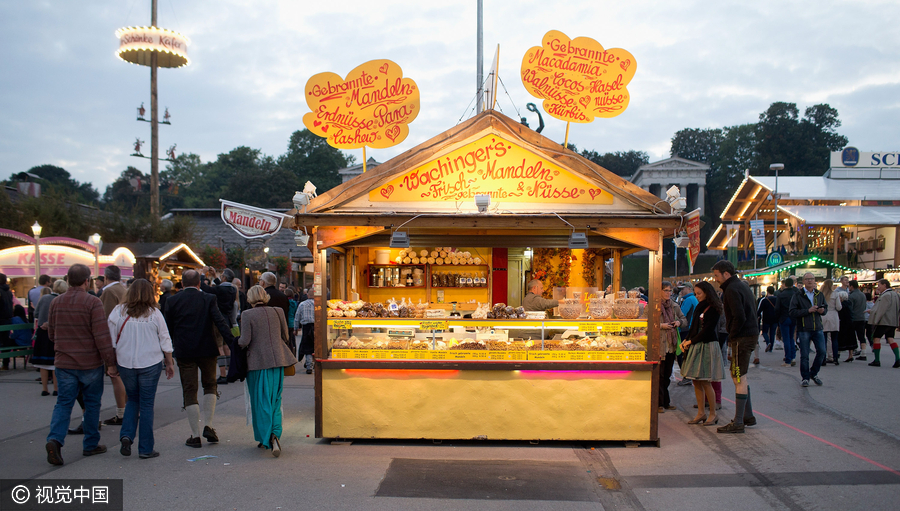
[680,281,724,426]
[658,282,686,413]
[523,280,559,312]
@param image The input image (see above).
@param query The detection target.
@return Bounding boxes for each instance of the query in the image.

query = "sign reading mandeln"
[220,200,291,239]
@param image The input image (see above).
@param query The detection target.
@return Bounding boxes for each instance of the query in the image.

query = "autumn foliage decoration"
[200,245,227,269]
[581,248,601,287]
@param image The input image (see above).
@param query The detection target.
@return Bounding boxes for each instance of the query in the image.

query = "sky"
[1,0,899,193]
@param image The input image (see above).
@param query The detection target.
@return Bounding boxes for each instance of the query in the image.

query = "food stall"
[291,111,681,442]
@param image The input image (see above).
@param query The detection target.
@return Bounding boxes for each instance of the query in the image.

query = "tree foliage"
[278,129,354,192]
[578,149,649,177]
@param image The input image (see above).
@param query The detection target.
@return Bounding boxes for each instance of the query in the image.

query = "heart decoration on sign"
[620,58,631,71]
[313,120,321,127]
[321,125,329,133]
[579,95,591,108]
[385,125,401,142]
[379,63,389,74]
[380,185,394,199]
[589,189,603,200]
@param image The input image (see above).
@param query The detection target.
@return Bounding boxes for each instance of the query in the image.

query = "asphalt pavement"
[1,340,899,510]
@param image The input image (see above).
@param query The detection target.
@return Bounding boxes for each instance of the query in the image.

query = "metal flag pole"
[476,0,483,114]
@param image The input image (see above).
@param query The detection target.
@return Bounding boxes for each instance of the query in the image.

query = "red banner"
[686,209,701,271]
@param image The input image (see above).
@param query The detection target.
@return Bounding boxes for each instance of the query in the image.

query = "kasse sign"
[220,200,291,239]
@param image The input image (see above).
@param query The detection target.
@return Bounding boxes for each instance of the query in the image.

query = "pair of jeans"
[118,362,163,455]
[798,330,826,381]
[761,322,778,349]
[780,317,796,363]
[47,366,105,450]
[825,331,840,360]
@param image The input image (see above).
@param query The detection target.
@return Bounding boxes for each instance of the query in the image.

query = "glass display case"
[325,318,648,362]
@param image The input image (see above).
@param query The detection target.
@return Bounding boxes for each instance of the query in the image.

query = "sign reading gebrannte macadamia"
[521,30,636,123]
[302,59,420,150]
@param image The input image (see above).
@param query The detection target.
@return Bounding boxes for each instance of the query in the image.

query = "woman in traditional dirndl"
[679,281,725,426]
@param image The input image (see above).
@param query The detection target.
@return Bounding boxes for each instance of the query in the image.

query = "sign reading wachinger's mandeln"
[369,134,614,204]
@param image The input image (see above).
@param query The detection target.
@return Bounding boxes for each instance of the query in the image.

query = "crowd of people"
[664,260,900,433]
[0,265,310,466]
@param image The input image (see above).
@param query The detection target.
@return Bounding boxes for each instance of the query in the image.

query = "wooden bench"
[0,323,34,369]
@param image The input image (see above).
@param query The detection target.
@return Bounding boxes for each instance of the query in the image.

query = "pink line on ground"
[721,396,900,477]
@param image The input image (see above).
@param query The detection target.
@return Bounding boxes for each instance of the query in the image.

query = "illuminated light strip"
[158,243,205,265]
[717,396,900,477]
[706,223,725,250]
[719,177,750,220]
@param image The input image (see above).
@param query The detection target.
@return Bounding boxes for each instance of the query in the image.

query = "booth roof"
[778,206,900,226]
[742,256,855,278]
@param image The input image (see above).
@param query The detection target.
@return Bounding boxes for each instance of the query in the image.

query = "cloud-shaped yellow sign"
[521,30,636,123]
[302,59,420,150]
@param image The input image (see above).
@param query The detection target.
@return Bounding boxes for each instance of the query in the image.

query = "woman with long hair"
[108,278,175,459]
[658,281,686,413]
[680,281,725,426]
[239,285,298,457]
[819,279,842,364]
[33,281,67,396]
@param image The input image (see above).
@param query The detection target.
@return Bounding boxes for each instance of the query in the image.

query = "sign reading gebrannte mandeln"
[369,134,614,204]
[521,30,636,123]
[302,59,420,150]
[220,200,289,239]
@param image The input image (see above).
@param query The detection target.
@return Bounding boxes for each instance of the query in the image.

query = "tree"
[278,129,354,193]
[753,102,848,176]
[670,128,724,165]
[102,166,152,214]
[578,149,649,177]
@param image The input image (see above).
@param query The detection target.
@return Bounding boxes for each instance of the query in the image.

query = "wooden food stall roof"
[289,110,682,252]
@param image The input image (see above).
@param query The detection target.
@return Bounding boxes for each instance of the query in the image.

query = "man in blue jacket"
[789,272,827,387]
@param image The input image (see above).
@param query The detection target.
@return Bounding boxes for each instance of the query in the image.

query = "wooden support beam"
[612,249,622,293]
[647,228,663,442]
[592,227,660,252]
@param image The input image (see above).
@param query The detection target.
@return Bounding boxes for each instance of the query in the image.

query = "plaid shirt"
[48,286,117,370]
[296,298,315,326]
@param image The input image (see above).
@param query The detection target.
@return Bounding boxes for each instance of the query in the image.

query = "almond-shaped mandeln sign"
[521,30,636,123]
[302,59,420,150]
[220,200,291,239]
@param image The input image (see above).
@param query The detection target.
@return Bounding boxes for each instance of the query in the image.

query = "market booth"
[291,111,681,443]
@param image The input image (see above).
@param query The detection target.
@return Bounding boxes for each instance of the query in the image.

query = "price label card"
[331,320,353,329]
[598,322,627,332]
[419,320,449,330]
[578,322,598,333]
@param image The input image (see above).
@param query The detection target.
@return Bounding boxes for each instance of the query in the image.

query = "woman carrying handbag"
[239,285,298,457]
[108,279,175,459]
[679,281,725,426]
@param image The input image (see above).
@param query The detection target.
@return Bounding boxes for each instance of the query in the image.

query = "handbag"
[674,328,683,356]
[226,336,248,382]
[283,364,296,376]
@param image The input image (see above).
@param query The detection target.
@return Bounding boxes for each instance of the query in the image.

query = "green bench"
[0,323,34,369]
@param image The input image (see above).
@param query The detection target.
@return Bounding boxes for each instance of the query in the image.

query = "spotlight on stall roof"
[475,194,491,213]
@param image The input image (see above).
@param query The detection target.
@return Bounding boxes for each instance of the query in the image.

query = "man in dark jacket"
[757,286,779,353]
[776,277,800,366]
[712,260,759,434]
[164,270,234,448]
[200,267,238,385]
[789,272,827,387]
[847,280,868,362]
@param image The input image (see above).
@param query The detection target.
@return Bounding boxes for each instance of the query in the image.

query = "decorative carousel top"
[115,26,190,68]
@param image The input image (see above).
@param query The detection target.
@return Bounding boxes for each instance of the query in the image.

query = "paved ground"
[2,342,900,510]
